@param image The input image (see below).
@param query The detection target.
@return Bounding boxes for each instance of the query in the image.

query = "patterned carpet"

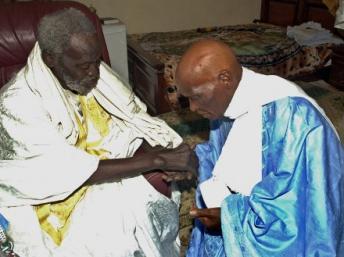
[158,80,344,257]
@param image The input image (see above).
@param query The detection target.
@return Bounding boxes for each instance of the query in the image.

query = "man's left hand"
[190,207,221,231]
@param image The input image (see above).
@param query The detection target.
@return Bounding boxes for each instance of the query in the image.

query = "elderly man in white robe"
[0,8,197,257]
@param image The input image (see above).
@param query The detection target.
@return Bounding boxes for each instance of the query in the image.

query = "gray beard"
[63,73,93,95]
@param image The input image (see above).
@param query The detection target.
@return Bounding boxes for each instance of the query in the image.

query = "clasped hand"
[150,143,198,182]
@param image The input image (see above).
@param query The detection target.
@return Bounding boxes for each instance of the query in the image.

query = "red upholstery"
[0,0,110,88]
[144,171,171,198]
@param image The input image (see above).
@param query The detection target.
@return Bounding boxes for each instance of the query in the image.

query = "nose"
[189,100,198,112]
[88,63,99,79]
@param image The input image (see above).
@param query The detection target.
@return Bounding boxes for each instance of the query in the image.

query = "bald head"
[176,39,242,88]
[175,39,242,120]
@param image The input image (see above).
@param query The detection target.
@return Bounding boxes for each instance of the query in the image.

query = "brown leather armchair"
[0,0,110,88]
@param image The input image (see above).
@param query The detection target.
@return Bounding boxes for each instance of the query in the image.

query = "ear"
[217,69,232,87]
[41,51,57,68]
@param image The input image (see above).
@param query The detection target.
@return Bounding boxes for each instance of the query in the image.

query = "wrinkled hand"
[152,143,198,175]
[190,207,221,231]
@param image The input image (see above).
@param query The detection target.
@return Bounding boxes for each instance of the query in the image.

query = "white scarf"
[23,43,182,148]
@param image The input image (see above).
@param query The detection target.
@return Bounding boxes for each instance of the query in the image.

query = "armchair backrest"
[0,0,110,88]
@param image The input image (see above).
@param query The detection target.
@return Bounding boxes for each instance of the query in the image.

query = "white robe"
[0,43,182,257]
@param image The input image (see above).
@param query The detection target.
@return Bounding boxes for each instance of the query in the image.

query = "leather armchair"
[0,0,110,88]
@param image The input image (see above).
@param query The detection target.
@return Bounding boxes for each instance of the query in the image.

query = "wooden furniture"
[128,0,336,115]
[329,43,344,90]
[260,0,335,30]
[128,39,171,115]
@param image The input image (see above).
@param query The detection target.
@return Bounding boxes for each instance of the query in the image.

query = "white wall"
[78,0,262,34]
